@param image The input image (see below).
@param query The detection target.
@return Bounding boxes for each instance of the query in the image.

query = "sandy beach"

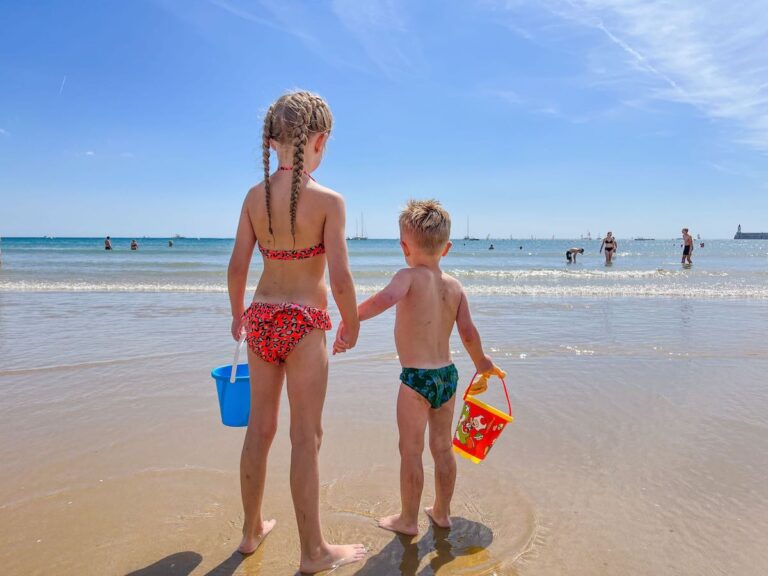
[2,239,768,575]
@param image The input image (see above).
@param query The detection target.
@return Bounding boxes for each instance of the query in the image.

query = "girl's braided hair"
[261,91,332,242]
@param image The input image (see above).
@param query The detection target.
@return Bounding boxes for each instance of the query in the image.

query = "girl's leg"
[239,351,284,553]
[284,329,365,573]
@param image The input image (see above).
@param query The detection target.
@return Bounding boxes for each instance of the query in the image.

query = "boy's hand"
[469,358,506,394]
[332,320,358,355]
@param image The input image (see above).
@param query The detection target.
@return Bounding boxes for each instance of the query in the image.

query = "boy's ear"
[442,241,452,257]
[400,239,411,257]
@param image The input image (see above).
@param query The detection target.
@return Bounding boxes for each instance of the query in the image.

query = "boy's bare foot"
[299,543,367,574]
[237,519,277,554]
[425,506,452,529]
[377,513,419,536]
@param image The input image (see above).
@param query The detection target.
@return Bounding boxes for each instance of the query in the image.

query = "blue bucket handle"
[230,332,246,384]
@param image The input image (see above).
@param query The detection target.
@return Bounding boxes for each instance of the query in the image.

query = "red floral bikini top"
[258,166,325,260]
[258,242,326,260]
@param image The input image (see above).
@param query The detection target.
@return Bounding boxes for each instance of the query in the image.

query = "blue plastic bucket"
[210,337,251,427]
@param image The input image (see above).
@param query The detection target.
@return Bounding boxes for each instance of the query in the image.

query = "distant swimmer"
[566,247,584,263]
[600,232,617,265]
[130,239,138,251]
[168,239,174,247]
[104,236,112,251]
[681,228,693,265]
[489,243,495,250]
[519,245,523,250]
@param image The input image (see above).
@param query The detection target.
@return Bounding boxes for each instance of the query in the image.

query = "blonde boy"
[334,199,501,535]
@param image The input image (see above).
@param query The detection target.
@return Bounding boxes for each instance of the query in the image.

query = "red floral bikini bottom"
[242,302,332,365]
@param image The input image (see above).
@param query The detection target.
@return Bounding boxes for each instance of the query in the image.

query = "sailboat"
[351,212,368,240]
[463,217,479,241]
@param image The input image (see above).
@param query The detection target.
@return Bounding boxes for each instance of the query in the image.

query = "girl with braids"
[227,91,364,572]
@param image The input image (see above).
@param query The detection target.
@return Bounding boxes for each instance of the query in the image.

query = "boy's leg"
[425,394,457,529]
[378,383,429,536]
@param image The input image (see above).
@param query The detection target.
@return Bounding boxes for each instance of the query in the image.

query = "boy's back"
[339,199,500,536]
[395,267,463,369]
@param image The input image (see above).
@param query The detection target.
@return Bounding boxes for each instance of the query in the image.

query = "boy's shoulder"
[398,267,464,291]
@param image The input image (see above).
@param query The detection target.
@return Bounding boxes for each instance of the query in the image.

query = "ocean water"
[1,237,768,575]
[1,236,767,298]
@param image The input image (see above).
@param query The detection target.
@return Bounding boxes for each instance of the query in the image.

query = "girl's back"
[247,176,340,308]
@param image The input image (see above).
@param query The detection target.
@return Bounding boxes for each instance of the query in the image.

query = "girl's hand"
[332,320,357,355]
[231,315,246,341]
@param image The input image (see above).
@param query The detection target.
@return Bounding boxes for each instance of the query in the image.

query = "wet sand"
[2,292,768,574]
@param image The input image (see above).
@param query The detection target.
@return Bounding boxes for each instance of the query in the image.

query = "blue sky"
[1,0,766,238]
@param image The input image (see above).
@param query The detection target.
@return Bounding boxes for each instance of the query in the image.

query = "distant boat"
[634,237,655,241]
[174,234,185,239]
[350,213,368,240]
[463,217,479,241]
[734,225,767,239]
[580,231,592,240]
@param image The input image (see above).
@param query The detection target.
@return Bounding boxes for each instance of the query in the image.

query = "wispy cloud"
[207,0,364,72]
[0,128,8,136]
[59,75,67,96]
[208,0,312,41]
[85,151,95,156]
[331,0,421,78]
[491,0,768,151]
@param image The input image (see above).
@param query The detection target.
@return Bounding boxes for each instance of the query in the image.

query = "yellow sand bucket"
[453,372,513,463]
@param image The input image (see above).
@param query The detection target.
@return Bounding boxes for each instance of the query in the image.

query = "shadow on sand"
[126,550,246,576]
[126,518,492,576]
[355,517,494,576]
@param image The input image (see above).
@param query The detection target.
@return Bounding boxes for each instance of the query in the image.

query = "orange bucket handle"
[464,371,512,417]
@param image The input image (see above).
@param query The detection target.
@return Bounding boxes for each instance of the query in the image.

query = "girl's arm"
[324,194,359,348]
[227,195,257,340]
[456,289,494,374]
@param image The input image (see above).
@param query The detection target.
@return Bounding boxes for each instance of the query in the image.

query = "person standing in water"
[681,228,693,265]
[130,239,138,250]
[600,232,617,264]
[104,236,112,250]
[227,91,365,572]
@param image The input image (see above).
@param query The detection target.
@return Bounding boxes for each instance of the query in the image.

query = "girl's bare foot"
[377,513,418,536]
[299,543,367,574]
[237,518,277,554]
[425,506,452,529]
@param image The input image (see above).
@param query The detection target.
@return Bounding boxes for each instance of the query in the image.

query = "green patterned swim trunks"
[400,364,459,409]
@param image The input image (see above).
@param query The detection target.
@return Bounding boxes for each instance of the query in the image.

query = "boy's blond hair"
[399,199,451,253]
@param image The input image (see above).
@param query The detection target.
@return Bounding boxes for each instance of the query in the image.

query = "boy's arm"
[358,269,412,321]
[332,269,411,355]
[456,289,495,374]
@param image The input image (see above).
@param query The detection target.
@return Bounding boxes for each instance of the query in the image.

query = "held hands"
[332,320,359,355]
